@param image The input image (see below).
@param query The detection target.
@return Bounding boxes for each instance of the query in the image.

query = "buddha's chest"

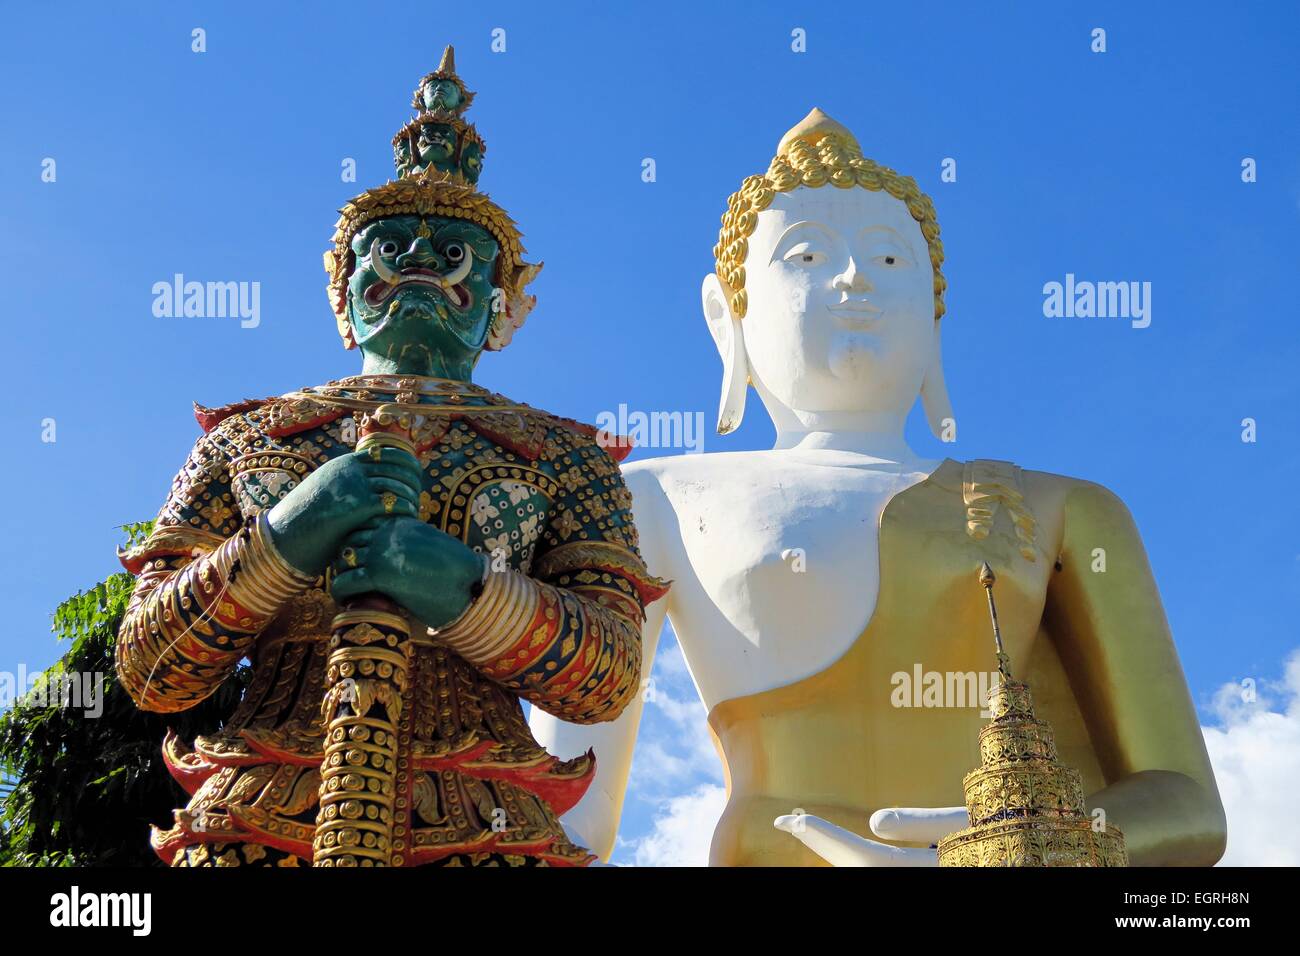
[658,460,925,702]
[660,457,1051,706]
[688,473,902,630]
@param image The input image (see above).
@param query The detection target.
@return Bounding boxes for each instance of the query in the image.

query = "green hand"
[266,448,423,576]
[329,516,488,629]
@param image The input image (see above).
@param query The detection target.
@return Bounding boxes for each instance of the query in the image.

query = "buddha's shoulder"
[622,453,1136,518]
[952,458,1137,530]
[621,448,786,487]
[621,449,869,514]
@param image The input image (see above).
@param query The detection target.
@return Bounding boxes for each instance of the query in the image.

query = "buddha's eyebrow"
[858,224,915,252]
[769,221,838,261]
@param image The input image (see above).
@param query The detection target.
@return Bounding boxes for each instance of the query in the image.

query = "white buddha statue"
[529,109,1226,866]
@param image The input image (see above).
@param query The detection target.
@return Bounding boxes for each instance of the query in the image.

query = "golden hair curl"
[714,113,946,321]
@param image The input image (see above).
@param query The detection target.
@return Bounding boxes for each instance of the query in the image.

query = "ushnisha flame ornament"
[936,563,1129,867]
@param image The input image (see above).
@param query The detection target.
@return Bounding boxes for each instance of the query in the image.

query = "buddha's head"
[703,109,952,439]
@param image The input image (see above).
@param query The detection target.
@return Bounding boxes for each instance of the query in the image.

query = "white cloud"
[627,636,723,797]
[625,783,727,867]
[1202,649,1300,865]
[612,627,727,865]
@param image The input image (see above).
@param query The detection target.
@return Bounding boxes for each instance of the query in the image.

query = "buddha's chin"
[825,334,884,382]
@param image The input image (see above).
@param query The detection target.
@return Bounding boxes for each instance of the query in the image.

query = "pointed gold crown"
[713,108,946,322]
[936,564,1128,867]
[323,45,541,350]
[392,44,484,185]
[410,45,477,113]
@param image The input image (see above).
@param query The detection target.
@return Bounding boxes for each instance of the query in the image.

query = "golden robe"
[706,459,1223,866]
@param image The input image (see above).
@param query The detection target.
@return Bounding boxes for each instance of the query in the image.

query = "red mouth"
[363,266,471,311]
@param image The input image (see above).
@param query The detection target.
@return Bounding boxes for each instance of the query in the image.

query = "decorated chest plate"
[431,463,561,575]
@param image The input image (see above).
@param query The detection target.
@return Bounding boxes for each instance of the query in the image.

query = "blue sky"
[1,1,1297,863]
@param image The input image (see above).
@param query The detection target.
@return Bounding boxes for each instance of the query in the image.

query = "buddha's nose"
[833,258,872,293]
[398,237,443,270]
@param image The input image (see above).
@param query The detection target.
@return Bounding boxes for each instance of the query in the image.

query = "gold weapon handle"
[313,408,417,866]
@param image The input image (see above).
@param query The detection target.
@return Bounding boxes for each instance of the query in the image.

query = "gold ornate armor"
[116,375,667,866]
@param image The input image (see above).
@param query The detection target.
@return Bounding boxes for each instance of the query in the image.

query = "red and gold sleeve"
[436,541,669,724]
[436,439,670,724]
[115,434,316,713]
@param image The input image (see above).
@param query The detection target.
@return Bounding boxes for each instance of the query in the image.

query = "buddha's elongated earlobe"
[920,320,954,440]
[702,273,748,434]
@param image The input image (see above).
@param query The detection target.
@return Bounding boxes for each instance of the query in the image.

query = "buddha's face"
[421,79,463,113]
[347,214,499,366]
[740,186,936,416]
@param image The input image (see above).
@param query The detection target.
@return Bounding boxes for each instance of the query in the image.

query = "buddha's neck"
[773,409,920,463]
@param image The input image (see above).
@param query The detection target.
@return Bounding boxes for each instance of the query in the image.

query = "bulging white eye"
[783,243,827,267]
[378,240,400,258]
[444,241,466,263]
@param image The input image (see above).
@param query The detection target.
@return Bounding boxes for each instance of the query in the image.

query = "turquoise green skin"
[328,513,488,628]
[347,215,499,380]
[421,78,463,112]
[416,123,457,167]
[264,449,421,574]
[266,213,500,626]
[459,141,482,184]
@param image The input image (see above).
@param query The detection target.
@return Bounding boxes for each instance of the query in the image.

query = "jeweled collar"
[285,374,528,413]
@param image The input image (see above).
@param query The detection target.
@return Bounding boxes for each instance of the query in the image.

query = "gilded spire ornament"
[936,563,1129,866]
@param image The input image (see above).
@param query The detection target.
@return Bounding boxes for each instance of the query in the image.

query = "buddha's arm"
[115,433,315,714]
[1046,480,1227,866]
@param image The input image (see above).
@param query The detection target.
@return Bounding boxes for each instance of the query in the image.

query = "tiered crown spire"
[936,565,1129,867]
[392,45,485,185]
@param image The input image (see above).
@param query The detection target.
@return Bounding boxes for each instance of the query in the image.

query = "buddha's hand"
[328,515,488,628]
[772,806,968,866]
[266,448,423,577]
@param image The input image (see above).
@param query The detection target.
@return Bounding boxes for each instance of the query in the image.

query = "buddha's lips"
[364,267,470,310]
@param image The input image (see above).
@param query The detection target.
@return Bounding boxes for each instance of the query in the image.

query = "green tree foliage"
[0,522,250,866]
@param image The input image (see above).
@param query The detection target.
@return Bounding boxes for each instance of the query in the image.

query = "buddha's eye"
[377,240,400,258]
[873,252,910,268]
[444,241,466,263]
[783,243,827,267]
